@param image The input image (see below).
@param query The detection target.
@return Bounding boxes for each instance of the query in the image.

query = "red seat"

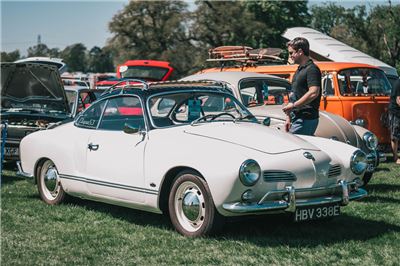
[118,107,143,115]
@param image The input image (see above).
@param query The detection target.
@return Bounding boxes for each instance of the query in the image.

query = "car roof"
[200,61,382,75]
[97,80,231,100]
[181,71,290,86]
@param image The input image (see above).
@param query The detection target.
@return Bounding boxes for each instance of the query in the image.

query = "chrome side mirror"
[123,123,140,134]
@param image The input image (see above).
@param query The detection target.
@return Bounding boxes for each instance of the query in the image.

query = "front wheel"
[37,159,67,205]
[168,171,223,237]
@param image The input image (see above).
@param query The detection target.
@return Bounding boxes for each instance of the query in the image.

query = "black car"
[1,62,71,160]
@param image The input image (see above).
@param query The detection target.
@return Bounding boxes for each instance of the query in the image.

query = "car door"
[84,95,148,203]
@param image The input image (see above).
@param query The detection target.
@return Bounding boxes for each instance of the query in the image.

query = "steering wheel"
[211,112,235,120]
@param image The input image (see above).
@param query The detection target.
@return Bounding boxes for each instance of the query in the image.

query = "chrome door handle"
[88,143,99,151]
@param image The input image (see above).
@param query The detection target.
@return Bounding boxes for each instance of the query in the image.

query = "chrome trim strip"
[60,174,158,195]
[223,180,367,213]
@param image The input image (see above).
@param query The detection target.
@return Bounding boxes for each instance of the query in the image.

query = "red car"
[96,60,174,89]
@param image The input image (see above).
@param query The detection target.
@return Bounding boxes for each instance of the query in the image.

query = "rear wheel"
[168,171,223,237]
[37,159,67,205]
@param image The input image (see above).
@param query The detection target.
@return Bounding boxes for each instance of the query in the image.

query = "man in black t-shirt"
[389,79,400,164]
[282,37,321,136]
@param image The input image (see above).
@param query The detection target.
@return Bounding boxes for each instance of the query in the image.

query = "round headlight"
[355,118,366,128]
[350,150,367,175]
[363,131,378,150]
[239,159,261,186]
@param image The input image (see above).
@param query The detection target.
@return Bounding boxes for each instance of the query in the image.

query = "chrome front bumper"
[222,180,367,214]
[16,161,35,181]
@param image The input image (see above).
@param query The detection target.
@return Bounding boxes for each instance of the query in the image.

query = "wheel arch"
[158,166,204,214]
[34,157,52,184]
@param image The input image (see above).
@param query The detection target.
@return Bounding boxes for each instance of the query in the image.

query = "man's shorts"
[289,118,319,136]
[389,112,400,141]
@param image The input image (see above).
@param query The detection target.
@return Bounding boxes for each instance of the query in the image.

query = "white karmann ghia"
[18,80,368,237]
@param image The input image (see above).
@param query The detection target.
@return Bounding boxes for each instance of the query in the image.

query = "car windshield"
[120,66,169,81]
[337,68,392,96]
[239,78,290,107]
[148,91,256,128]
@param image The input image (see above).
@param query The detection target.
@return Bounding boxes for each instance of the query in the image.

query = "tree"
[87,46,115,73]
[107,0,193,77]
[61,43,87,72]
[191,1,267,48]
[27,43,50,57]
[246,1,311,47]
[310,2,400,73]
[1,50,20,62]
[310,3,347,34]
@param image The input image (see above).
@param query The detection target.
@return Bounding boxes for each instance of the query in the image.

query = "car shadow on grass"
[64,197,173,230]
[58,196,399,246]
[1,170,24,185]
[365,183,400,193]
[219,213,400,247]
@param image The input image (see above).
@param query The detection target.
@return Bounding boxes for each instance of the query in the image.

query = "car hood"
[1,63,70,114]
[183,122,320,154]
[246,105,359,148]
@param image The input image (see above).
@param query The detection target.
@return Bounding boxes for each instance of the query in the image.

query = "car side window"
[98,96,145,131]
[322,74,334,96]
[75,101,106,129]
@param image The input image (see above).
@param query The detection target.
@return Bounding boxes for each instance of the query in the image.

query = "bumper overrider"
[222,180,367,213]
[365,150,386,172]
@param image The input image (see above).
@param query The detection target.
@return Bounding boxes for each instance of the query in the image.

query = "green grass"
[1,160,400,265]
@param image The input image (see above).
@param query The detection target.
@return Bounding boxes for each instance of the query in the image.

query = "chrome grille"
[263,170,296,182]
[328,165,341,178]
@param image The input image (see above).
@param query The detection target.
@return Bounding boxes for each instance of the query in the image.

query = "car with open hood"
[181,71,384,185]
[17,80,367,237]
[1,62,71,160]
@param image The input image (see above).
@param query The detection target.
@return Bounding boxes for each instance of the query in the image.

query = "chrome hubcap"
[41,161,60,200]
[182,191,201,221]
[44,167,58,193]
[175,181,206,232]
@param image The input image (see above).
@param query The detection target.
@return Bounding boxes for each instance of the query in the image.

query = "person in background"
[389,79,400,164]
[282,37,321,136]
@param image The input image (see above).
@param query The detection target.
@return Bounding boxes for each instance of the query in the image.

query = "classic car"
[1,62,71,160]
[200,47,392,149]
[17,80,368,237]
[96,60,174,89]
[181,71,384,185]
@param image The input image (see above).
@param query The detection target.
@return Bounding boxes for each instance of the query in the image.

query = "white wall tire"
[37,159,67,205]
[168,171,223,237]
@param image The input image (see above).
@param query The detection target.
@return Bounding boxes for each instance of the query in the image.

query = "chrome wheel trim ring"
[174,181,206,232]
[40,161,61,200]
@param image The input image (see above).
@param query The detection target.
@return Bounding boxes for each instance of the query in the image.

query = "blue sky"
[1,0,397,56]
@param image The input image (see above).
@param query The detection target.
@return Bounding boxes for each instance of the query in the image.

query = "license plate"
[294,204,340,222]
[4,147,19,156]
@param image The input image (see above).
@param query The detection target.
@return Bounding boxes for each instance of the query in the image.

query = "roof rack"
[207,46,284,64]
[101,79,148,96]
